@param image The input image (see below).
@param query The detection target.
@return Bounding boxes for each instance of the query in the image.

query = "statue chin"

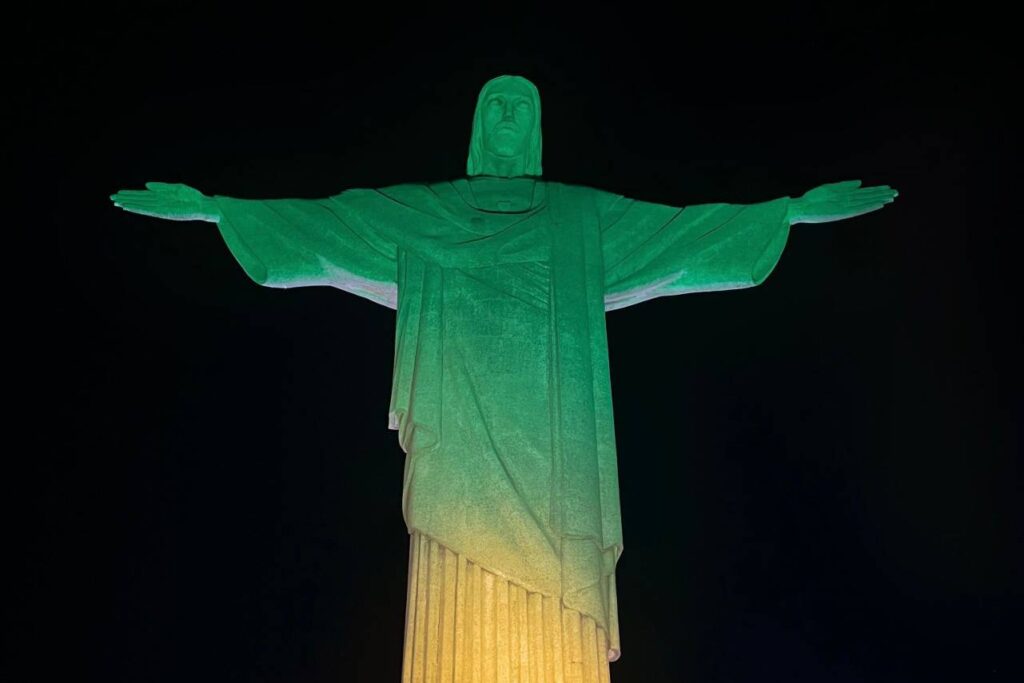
[485,130,527,158]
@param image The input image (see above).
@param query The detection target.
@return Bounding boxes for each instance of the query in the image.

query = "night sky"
[16,3,1020,681]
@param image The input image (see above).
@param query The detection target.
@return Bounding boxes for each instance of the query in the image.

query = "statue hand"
[788,180,898,225]
[110,182,221,223]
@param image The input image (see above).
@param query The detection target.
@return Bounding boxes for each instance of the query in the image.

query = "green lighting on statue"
[111,74,897,681]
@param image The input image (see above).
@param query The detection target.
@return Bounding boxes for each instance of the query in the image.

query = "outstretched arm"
[110,181,398,308]
[599,179,897,311]
[600,190,793,310]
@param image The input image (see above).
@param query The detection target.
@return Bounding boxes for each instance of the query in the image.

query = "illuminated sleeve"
[212,191,398,309]
[597,191,791,311]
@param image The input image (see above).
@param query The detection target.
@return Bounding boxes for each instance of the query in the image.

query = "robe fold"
[212,179,791,665]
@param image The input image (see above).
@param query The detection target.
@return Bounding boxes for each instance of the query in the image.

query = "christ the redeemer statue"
[111,74,897,682]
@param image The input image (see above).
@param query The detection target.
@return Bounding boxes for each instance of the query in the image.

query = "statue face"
[480,81,536,159]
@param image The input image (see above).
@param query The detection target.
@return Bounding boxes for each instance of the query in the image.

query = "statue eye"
[516,101,531,110]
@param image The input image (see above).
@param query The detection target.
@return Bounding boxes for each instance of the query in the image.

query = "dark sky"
[16,2,1020,682]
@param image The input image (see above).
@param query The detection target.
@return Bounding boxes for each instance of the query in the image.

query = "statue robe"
[211,178,791,663]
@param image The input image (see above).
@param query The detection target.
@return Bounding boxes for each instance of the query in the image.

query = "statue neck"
[463,175,542,212]
[480,151,526,178]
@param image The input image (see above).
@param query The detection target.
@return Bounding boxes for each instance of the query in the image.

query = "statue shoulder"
[330,180,446,209]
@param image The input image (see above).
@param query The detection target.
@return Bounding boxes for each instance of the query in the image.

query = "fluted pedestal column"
[401,532,614,683]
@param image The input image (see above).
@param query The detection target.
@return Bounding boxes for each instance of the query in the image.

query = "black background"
[15,2,1020,681]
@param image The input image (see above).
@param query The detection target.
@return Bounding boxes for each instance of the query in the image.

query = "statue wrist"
[200,195,222,222]
[786,197,805,224]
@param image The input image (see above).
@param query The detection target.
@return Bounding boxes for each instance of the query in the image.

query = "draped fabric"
[212,178,791,673]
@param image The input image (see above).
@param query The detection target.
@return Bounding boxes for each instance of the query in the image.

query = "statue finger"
[111,189,156,199]
[113,189,157,199]
[114,201,174,215]
[844,197,893,210]
[863,188,898,202]
[112,196,166,207]
[145,181,183,192]
[117,205,167,218]
[855,185,896,197]
[856,184,897,200]
[846,188,895,203]
[828,179,862,189]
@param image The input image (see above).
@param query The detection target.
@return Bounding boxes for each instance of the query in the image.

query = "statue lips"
[488,123,522,152]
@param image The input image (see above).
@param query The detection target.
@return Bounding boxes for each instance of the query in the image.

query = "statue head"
[466,75,543,178]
